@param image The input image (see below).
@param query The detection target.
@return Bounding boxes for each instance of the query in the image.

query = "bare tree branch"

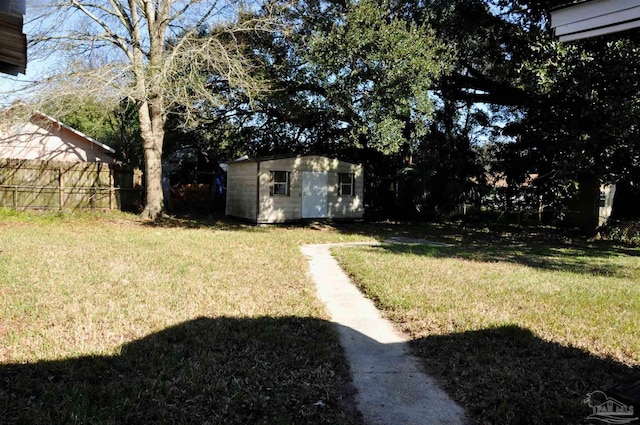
[18,0,281,219]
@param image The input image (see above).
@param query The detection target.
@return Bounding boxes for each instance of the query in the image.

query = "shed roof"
[229,154,359,164]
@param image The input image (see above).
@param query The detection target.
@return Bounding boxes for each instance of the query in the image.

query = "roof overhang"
[0,0,27,75]
[551,0,640,42]
[34,112,117,154]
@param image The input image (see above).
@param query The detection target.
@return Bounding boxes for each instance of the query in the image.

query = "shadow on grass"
[139,215,387,237]
[140,216,638,277]
[335,220,640,253]
[372,240,639,277]
[141,214,363,233]
[140,213,266,231]
[2,318,638,425]
[411,325,640,425]
[0,317,361,425]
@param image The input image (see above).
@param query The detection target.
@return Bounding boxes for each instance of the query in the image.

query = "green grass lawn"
[333,225,640,425]
[0,210,371,424]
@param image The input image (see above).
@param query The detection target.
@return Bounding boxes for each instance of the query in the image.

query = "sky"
[0,3,55,108]
[0,56,50,107]
[0,0,243,108]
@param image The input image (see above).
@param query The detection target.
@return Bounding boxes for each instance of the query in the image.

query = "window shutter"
[351,173,355,196]
[286,172,291,196]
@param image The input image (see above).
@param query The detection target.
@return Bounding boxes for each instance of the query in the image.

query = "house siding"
[228,155,364,223]
[225,160,258,221]
[257,157,303,223]
[327,161,364,219]
[0,119,115,163]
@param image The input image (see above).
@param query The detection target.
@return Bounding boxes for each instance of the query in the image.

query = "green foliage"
[41,96,143,166]
[181,0,451,157]
[41,96,114,145]
[601,220,640,245]
[165,0,640,221]
[162,0,454,217]
[490,33,640,227]
[306,0,451,153]
[413,0,640,222]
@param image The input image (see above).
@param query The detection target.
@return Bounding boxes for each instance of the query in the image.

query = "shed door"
[302,171,328,218]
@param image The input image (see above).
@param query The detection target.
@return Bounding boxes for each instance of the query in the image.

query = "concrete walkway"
[300,243,467,425]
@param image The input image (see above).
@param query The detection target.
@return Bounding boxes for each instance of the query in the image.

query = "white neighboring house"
[551,0,640,42]
[0,112,116,163]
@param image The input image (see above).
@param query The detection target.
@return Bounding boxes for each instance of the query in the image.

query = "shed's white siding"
[226,155,364,223]
[225,160,259,221]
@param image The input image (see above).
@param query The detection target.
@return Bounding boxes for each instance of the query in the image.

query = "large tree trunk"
[139,100,166,220]
[141,134,164,219]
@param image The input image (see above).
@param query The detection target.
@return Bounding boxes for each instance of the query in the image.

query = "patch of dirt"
[308,221,337,231]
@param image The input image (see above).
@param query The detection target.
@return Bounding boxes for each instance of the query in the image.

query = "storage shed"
[226,155,364,223]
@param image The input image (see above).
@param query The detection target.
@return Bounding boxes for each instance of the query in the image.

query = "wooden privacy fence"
[0,159,143,211]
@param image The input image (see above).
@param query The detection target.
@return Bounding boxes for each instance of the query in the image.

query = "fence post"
[13,185,17,209]
[109,167,115,210]
[93,163,98,210]
[59,167,65,210]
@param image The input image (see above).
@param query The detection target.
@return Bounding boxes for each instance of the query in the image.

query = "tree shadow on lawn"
[135,214,638,255]
[138,216,639,276]
[4,318,638,425]
[140,213,267,231]
[0,317,361,425]
[374,241,639,277]
[412,324,640,425]
[333,220,563,244]
[334,220,640,257]
[141,214,362,233]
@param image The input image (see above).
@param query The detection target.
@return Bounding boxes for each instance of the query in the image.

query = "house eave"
[0,2,27,76]
[34,112,117,155]
[551,0,640,42]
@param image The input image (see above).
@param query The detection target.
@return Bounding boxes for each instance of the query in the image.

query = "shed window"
[338,173,354,196]
[271,171,290,196]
